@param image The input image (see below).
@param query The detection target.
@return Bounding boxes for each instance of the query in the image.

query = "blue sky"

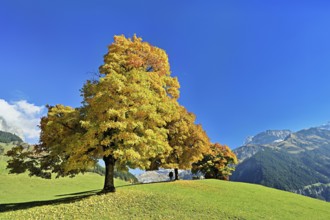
[1,0,330,148]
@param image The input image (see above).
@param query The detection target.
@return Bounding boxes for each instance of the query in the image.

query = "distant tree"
[192,143,237,180]
[7,35,181,193]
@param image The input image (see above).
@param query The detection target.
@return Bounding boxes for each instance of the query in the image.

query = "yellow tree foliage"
[192,143,238,180]
[6,105,89,178]
[7,35,182,193]
[148,105,210,180]
[167,107,210,169]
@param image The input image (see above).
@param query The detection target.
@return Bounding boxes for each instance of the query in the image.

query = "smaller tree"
[147,105,210,180]
[192,143,237,180]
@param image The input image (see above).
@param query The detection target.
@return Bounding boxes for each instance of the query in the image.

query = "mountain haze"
[0,117,24,141]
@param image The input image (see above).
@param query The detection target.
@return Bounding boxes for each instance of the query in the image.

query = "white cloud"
[14,100,44,115]
[0,99,45,143]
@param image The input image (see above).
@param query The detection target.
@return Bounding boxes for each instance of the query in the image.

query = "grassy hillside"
[1,177,330,219]
[0,143,127,204]
[0,172,127,204]
[1,142,330,219]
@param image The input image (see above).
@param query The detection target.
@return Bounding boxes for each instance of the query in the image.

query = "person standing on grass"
[169,171,174,181]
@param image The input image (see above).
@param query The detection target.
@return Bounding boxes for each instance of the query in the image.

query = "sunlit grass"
[2,142,330,219]
[0,172,128,204]
[1,178,330,219]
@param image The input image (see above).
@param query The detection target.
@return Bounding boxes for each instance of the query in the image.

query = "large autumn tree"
[7,35,185,193]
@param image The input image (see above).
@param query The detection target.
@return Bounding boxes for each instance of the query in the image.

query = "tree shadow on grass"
[55,189,100,197]
[0,181,174,213]
[0,189,100,213]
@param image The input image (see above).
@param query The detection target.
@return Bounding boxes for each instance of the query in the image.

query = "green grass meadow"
[1,142,330,219]
[1,176,330,219]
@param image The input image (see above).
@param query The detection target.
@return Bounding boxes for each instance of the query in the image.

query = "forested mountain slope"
[232,124,330,201]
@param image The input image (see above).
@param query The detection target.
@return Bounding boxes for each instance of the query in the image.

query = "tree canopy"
[148,105,210,180]
[7,35,237,192]
[7,35,211,193]
[192,143,238,180]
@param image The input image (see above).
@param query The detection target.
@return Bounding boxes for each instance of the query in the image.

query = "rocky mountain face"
[317,121,330,130]
[232,124,330,201]
[235,129,292,163]
[244,129,292,145]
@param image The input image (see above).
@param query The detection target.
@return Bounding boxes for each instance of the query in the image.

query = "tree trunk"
[101,154,116,193]
[146,159,160,171]
[174,168,179,180]
[205,172,213,179]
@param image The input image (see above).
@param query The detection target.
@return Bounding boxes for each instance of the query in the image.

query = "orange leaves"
[192,143,238,180]
[210,143,238,166]
[100,34,170,77]
[148,105,211,170]
[99,35,180,104]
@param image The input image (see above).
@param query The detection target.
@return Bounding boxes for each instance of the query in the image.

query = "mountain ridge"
[0,130,23,144]
[232,123,330,201]
[0,117,24,141]
[244,129,292,146]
